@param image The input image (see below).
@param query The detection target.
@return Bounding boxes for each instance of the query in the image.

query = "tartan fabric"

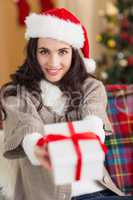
[105,84,133,195]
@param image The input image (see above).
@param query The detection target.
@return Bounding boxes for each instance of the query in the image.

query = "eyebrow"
[37,47,71,51]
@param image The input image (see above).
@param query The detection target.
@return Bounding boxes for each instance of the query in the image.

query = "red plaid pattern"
[105,84,133,195]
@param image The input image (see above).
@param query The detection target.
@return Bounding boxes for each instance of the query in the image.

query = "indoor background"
[0,0,109,86]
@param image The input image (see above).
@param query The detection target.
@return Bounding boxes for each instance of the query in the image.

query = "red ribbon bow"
[37,122,107,181]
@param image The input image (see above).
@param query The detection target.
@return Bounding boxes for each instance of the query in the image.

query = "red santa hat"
[25,8,96,73]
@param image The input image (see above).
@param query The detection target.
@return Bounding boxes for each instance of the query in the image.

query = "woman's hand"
[34,144,52,170]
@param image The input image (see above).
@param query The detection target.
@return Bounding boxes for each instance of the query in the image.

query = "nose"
[48,54,60,68]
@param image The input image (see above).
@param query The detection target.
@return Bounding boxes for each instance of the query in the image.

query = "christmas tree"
[96,0,133,84]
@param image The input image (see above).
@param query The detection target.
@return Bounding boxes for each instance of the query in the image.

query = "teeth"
[46,68,61,75]
[48,69,58,72]
[47,69,61,72]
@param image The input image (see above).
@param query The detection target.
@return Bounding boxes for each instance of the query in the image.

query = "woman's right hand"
[34,144,52,171]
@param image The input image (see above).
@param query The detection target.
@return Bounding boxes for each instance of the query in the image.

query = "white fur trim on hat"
[25,13,85,49]
[83,58,96,73]
[22,133,42,165]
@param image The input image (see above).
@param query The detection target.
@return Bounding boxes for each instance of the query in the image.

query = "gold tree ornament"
[96,34,103,42]
[107,39,116,48]
[106,2,118,16]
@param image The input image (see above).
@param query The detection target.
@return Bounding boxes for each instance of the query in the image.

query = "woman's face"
[37,38,72,83]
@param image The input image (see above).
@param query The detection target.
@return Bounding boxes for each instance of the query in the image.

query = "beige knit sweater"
[1,77,124,200]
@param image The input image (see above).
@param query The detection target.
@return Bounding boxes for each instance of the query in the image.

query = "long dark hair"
[0,38,95,120]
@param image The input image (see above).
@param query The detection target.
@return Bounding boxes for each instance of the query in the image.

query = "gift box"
[37,119,107,185]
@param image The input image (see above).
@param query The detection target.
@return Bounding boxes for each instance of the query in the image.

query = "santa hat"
[25,8,96,73]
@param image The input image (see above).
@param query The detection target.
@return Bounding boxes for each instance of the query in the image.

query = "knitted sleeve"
[79,78,113,133]
[2,95,44,159]
[55,78,112,134]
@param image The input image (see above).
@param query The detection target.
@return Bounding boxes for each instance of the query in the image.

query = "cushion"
[105,84,133,195]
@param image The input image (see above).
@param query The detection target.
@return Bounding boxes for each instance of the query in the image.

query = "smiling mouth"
[46,68,62,76]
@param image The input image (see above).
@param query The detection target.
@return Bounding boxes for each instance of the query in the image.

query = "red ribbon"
[37,122,107,181]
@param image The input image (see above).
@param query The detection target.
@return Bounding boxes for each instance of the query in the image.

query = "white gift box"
[43,119,106,185]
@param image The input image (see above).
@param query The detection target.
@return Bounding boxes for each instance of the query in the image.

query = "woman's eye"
[39,49,49,55]
[59,50,68,55]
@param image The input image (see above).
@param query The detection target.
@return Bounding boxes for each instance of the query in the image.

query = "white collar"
[40,80,67,115]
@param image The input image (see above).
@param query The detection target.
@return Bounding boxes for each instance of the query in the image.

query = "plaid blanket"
[105,84,133,195]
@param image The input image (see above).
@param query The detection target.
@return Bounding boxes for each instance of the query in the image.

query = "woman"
[0,8,131,200]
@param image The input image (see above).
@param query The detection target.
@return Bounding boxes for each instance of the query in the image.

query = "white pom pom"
[83,58,96,73]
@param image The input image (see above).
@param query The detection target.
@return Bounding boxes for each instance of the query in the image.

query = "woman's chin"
[45,74,62,83]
